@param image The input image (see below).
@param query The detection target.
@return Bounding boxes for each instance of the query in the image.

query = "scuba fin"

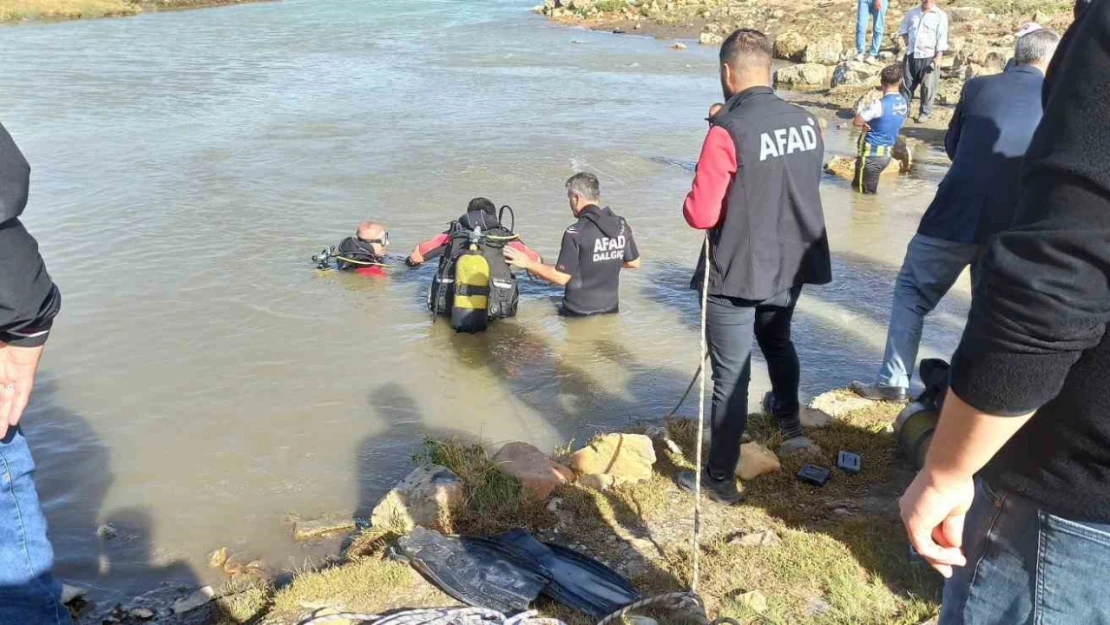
[487,529,640,619]
[395,528,546,614]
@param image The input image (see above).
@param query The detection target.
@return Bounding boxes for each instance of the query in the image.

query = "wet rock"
[699,31,724,46]
[729,529,783,547]
[371,464,464,532]
[736,590,768,613]
[172,586,215,614]
[773,63,829,89]
[493,441,574,500]
[831,60,882,87]
[129,608,155,620]
[809,390,874,418]
[803,34,844,65]
[773,31,808,61]
[207,547,228,569]
[96,523,118,540]
[568,433,656,485]
[578,473,615,492]
[671,42,688,50]
[778,436,823,458]
[736,442,781,480]
[294,517,358,541]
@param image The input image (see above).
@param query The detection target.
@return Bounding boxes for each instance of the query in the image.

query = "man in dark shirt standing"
[899,6,1110,622]
[677,29,830,505]
[852,28,1059,401]
[504,173,640,316]
[0,122,67,625]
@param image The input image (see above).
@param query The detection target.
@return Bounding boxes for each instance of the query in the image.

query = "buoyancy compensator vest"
[313,237,388,271]
[428,206,520,333]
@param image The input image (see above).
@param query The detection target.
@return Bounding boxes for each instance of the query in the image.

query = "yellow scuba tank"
[451,227,492,333]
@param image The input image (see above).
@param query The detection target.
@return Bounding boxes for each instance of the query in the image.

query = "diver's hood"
[579,205,623,238]
[0,122,30,225]
[458,210,501,232]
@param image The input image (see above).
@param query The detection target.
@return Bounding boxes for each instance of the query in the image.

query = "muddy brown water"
[1,0,968,602]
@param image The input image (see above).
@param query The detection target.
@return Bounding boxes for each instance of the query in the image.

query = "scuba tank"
[451,227,492,333]
[428,206,521,332]
[893,359,950,469]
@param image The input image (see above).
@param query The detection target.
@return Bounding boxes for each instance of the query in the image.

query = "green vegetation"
[219,395,939,625]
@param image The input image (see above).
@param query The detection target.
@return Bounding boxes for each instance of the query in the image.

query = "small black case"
[797,464,831,486]
[838,451,862,474]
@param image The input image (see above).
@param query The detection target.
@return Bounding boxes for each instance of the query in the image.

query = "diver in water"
[313,221,392,276]
[406,198,541,332]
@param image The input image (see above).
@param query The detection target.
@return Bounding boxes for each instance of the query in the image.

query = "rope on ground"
[296,607,565,625]
[692,234,711,594]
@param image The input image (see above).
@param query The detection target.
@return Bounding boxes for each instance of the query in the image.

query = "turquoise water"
[0,0,966,600]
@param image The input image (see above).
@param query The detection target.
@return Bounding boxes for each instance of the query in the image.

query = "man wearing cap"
[899,0,949,123]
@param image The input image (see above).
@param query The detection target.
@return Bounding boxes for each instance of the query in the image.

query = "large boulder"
[568,433,656,485]
[955,45,1010,71]
[736,442,781,480]
[371,465,464,531]
[831,60,882,87]
[803,34,844,65]
[493,442,574,500]
[773,63,829,89]
[773,31,808,61]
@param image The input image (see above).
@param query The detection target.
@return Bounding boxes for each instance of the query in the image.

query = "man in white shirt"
[899,0,949,122]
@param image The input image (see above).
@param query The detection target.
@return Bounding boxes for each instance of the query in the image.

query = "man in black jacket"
[677,29,830,504]
[0,123,67,624]
[899,5,1110,622]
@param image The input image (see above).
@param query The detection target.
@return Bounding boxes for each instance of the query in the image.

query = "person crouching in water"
[852,64,909,194]
[406,198,540,331]
[504,173,640,316]
[315,221,392,276]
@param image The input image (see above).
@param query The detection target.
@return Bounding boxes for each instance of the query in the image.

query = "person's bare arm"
[899,391,1033,577]
[623,258,642,269]
[0,343,45,440]
[853,114,871,130]
[504,246,571,286]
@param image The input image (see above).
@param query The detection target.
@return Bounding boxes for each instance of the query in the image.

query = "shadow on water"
[21,377,202,613]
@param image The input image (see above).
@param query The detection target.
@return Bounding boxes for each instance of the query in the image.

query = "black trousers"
[854,155,890,194]
[901,55,938,117]
[704,286,802,480]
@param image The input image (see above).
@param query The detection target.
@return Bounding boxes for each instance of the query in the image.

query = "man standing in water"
[505,173,641,316]
[677,29,831,504]
[852,65,909,194]
[0,122,67,624]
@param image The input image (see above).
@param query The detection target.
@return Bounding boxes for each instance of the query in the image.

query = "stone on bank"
[371,464,464,531]
[773,64,830,89]
[493,441,575,500]
[569,433,656,487]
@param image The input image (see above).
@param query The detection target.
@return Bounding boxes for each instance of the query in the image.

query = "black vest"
[692,87,832,301]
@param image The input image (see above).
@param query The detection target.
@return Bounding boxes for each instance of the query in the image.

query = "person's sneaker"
[916,114,931,124]
[866,54,882,65]
[763,391,804,439]
[850,381,909,402]
[677,467,745,505]
[852,52,867,62]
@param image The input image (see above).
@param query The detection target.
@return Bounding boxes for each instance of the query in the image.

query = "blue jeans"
[705,286,802,480]
[0,430,66,625]
[877,234,983,389]
[856,0,887,56]
[941,480,1110,624]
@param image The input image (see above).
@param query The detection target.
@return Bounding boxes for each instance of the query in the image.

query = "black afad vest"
[693,87,832,301]
[427,212,520,332]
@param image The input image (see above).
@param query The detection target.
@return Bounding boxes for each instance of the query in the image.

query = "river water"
[1,0,970,601]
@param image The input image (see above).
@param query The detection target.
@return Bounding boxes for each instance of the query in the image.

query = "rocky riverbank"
[0,0,269,23]
[70,389,942,625]
[536,0,1072,128]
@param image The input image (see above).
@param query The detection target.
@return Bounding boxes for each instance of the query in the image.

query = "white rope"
[692,233,711,593]
[297,607,565,625]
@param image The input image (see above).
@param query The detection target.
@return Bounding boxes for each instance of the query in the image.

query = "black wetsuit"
[555,205,638,316]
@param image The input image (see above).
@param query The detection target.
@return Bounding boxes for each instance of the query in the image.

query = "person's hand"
[707,103,724,120]
[406,248,425,267]
[862,122,872,132]
[503,246,533,271]
[899,469,973,578]
[0,342,45,440]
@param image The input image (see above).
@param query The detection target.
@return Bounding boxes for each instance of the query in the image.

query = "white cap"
[1015,21,1043,37]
